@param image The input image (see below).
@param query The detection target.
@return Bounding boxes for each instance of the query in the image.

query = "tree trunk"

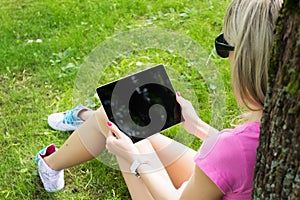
[252,0,300,199]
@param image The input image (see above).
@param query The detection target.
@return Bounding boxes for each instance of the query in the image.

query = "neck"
[247,110,262,122]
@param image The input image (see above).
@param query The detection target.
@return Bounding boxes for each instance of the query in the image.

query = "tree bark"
[252,0,300,199]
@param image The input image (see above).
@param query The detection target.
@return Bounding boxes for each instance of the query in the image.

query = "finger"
[177,92,189,111]
[177,94,192,110]
[106,128,119,140]
[106,135,120,153]
[106,135,115,144]
[107,130,114,138]
[107,121,128,139]
[106,135,128,156]
[176,92,182,104]
[176,91,186,105]
[106,121,121,139]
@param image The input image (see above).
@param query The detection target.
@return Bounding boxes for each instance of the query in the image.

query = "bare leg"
[94,108,155,200]
[116,143,156,200]
[148,134,196,188]
[44,109,106,171]
[118,137,196,199]
[44,106,195,198]
[78,108,195,188]
[43,107,155,199]
[93,107,196,198]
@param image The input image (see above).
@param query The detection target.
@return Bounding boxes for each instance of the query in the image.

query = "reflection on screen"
[97,65,182,143]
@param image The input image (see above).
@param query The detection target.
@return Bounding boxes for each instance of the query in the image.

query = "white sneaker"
[48,105,90,132]
[35,144,64,192]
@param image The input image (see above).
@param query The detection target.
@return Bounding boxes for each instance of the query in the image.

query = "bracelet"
[130,159,142,178]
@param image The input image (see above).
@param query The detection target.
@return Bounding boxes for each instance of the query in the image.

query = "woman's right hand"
[176,92,210,140]
[106,121,139,162]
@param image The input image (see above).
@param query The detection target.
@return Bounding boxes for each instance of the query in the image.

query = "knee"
[95,106,106,117]
[93,106,110,138]
[94,106,108,122]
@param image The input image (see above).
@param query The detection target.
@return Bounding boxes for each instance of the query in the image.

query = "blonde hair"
[223,0,282,111]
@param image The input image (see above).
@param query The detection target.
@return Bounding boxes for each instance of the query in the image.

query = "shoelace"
[62,110,81,125]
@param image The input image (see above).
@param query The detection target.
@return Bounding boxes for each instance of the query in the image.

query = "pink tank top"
[194,122,260,199]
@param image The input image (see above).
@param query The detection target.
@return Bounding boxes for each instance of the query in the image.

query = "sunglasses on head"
[215,33,235,58]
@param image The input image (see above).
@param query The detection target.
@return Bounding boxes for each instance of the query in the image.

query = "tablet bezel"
[96,64,183,143]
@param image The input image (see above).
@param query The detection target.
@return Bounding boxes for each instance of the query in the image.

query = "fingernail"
[107,121,112,126]
[177,92,181,97]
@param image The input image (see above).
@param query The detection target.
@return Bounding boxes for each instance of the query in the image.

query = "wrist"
[194,119,209,140]
[130,159,143,178]
[126,149,140,163]
[129,157,150,178]
[128,151,163,178]
[194,120,219,140]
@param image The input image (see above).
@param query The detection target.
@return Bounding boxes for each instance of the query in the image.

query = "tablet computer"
[96,64,182,143]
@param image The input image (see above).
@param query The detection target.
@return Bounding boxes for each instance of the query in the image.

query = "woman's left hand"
[106,121,139,161]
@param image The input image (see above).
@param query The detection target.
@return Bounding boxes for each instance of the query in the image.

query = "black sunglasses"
[215,33,234,58]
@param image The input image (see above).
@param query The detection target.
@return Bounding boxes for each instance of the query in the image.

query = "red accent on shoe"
[40,144,56,159]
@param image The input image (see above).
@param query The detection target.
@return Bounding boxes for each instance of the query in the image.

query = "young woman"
[36,0,283,199]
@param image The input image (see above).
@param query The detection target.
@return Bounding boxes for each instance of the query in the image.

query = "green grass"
[0,0,239,199]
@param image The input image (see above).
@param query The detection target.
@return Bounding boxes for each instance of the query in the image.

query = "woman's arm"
[137,160,181,200]
[130,152,223,200]
[176,93,219,140]
[106,122,223,200]
[106,123,182,199]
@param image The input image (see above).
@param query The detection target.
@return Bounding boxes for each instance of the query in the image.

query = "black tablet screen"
[96,64,182,143]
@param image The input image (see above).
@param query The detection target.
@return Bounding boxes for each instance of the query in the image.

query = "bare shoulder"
[180,165,223,200]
